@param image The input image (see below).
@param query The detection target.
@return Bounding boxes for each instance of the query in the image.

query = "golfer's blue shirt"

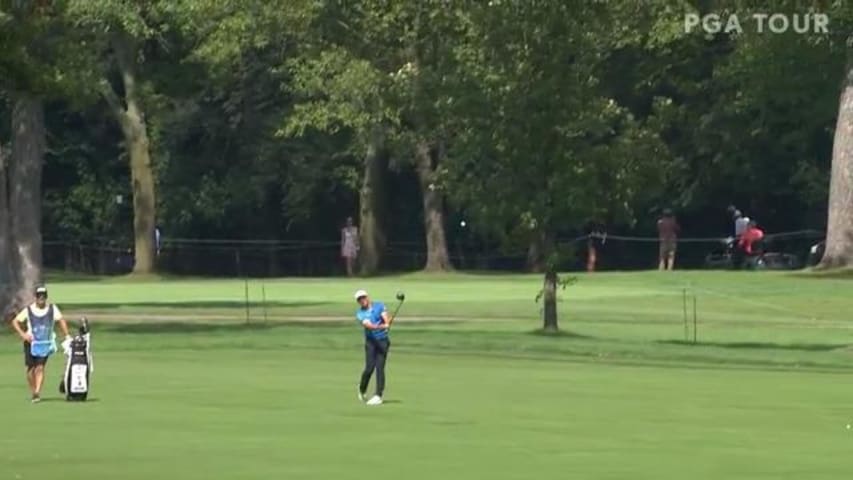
[356,302,388,340]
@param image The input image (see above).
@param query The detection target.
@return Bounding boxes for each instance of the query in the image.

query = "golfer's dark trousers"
[360,337,390,396]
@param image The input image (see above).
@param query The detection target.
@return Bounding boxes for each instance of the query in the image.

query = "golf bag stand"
[59,317,93,401]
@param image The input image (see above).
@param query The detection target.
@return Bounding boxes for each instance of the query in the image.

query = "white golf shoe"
[358,387,366,403]
[366,395,383,406]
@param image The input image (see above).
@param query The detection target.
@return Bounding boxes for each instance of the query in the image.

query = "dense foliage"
[2,0,852,325]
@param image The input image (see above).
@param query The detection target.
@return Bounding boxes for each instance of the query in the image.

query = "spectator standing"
[341,217,360,277]
[738,220,765,268]
[586,221,606,272]
[657,209,680,271]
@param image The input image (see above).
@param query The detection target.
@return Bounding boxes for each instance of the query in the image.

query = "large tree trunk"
[9,94,44,304]
[358,130,386,275]
[820,59,853,269]
[415,140,452,272]
[0,140,14,309]
[102,35,157,274]
[124,114,156,275]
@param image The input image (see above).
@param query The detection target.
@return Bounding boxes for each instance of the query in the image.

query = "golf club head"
[396,291,406,301]
[79,317,90,335]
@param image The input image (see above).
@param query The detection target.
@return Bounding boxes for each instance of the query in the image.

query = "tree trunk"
[820,59,853,269]
[0,140,14,309]
[415,140,452,272]
[103,35,157,274]
[358,130,386,275]
[542,270,558,332]
[9,94,45,304]
[124,115,156,274]
[526,231,553,273]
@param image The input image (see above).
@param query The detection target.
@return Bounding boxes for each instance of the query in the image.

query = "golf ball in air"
[460,220,467,227]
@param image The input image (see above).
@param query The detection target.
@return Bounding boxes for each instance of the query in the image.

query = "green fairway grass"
[1,271,852,479]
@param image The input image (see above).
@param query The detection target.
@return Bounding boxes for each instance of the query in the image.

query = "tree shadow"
[526,329,594,340]
[104,322,291,334]
[45,271,109,283]
[65,300,332,310]
[657,339,848,352]
[102,320,357,335]
[792,268,853,280]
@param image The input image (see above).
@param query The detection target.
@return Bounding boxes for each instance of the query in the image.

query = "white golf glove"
[61,337,73,355]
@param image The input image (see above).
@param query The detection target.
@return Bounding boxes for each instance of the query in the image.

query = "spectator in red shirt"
[657,209,680,271]
[738,220,765,256]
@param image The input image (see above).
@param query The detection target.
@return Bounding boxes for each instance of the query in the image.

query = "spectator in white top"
[341,217,359,277]
[734,211,750,238]
[728,205,750,238]
[154,225,162,256]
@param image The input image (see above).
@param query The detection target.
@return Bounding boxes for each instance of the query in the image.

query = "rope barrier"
[584,229,824,244]
[43,228,823,249]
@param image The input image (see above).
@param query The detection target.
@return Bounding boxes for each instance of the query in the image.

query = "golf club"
[389,291,406,326]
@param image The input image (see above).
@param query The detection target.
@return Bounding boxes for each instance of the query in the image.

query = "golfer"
[354,289,391,406]
[10,286,70,403]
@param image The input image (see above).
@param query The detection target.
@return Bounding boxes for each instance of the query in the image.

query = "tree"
[819,2,853,269]
[102,35,157,274]
[9,94,45,298]
[694,1,852,267]
[287,1,460,273]
[446,1,672,330]
[286,48,394,275]
[0,0,65,305]
[386,2,464,271]
[822,46,853,268]
[659,5,842,236]
[0,139,11,302]
[146,0,320,246]
[64,0,172,274]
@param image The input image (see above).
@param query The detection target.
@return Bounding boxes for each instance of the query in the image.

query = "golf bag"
[59,318,93,401]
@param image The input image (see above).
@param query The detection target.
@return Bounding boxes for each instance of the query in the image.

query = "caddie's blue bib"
[28,306,56,357]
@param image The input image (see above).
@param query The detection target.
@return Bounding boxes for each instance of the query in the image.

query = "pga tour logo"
[685,13,829,34]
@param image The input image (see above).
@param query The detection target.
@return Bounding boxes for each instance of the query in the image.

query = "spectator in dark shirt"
[657,209,680,271]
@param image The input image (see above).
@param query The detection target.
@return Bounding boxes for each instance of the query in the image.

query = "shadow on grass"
[45,271,108,283]
[35,397,97,403]
[657,339,848,352]
[791,268,853,280]
[102,320,355,335]
[45,398,100,403]
[66,301,332,310]
[527,329,594,340]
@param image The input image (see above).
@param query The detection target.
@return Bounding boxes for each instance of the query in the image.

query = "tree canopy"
[1,1,849,326]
